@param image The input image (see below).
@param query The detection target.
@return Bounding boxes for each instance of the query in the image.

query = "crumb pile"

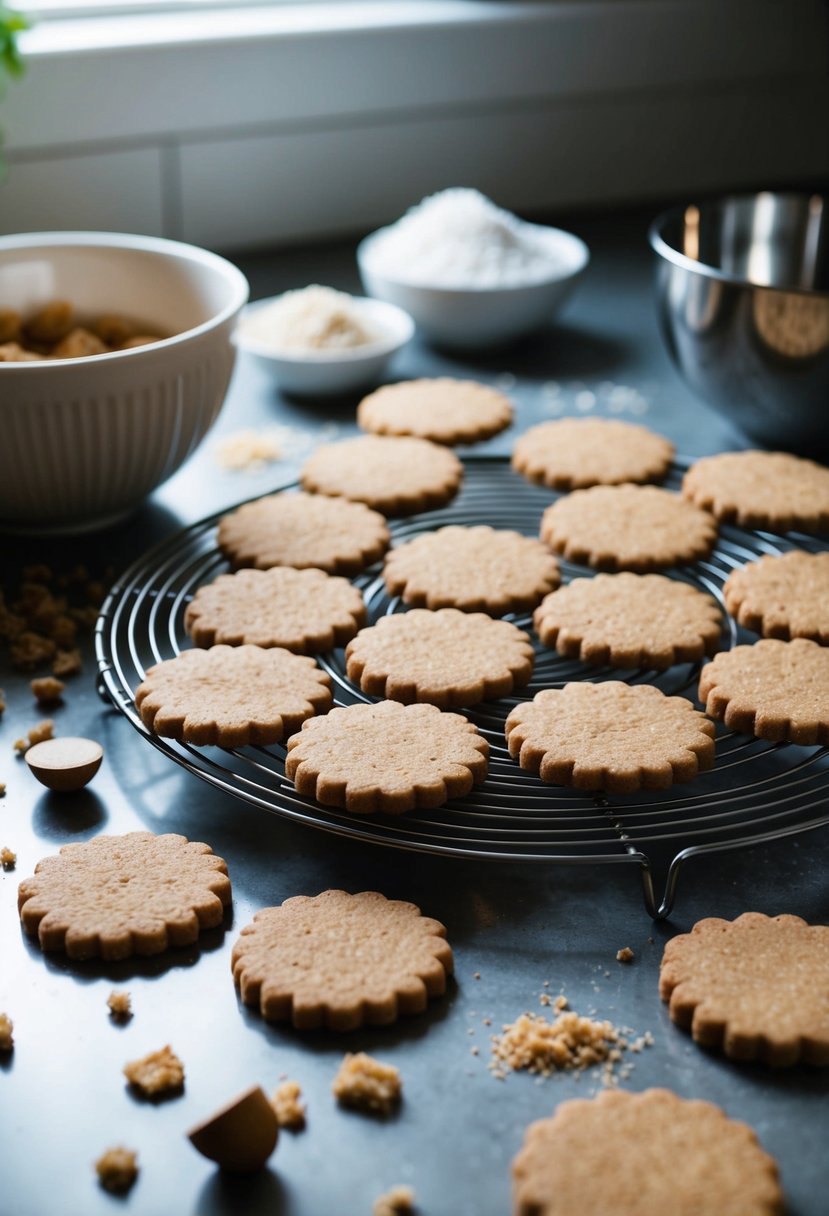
[489,1002,652,1085]
[0,563,108,679]
[123,1046,184,1097]
[95,1146,139,1194]
[1,846,17,869]
[0,1013,13,1052]
[332,1052,402,1115]
[272,1080,306,1130]
[107,990,132,1021]
[13,719,54,754]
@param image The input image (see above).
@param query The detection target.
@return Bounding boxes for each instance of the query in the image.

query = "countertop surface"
[1,212,827,1216]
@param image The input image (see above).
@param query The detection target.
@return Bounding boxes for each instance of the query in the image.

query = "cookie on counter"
[345,608,534,707]
[659,912,829,1067]
[135,644,332,747]
[301,434,463,516]
[358,377,513,446]
[384,525,560,615]
[534,573,721,669]
[511,1088,784,1216]
[505,681,715,794]
[698,637,829,744]
[285,699,488,814]
[217,490,390,576]
[540,484,717,571]
[723,550,829,644]
[682,450,829,533]
[232,889,453,1030]
[512,417,674,489]
[17,831,231,960]
[185,567,366,654]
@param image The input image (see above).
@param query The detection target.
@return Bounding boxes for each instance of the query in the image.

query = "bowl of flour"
[357,189,589,349]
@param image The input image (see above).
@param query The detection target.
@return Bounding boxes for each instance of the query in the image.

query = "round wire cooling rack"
[96,455,829,918]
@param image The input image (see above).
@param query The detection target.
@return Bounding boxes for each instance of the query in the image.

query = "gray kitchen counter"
[1,211,826,1216]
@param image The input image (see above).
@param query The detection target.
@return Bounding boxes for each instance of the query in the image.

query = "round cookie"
[357,377,513,446]
[285,700,488,814]
[660,912,829,1067]
[512,417,674,490]
[384,525,560,616]
[217,491,390,575]
[17,831,231,961]
[724,550,829,644]
[185,567,366,654]
[505,681,715,794]
[511,1088,784,1216]
[231,889,453,1030]
[345,608,534,707]
[533,573,722,669]
[698,637,829,744]
[682,450,829,533]
[135,644,332,747]
[540,484,717,572]
[301,435,463,516]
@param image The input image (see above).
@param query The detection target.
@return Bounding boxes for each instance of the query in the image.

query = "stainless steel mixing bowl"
[650,193,829,455]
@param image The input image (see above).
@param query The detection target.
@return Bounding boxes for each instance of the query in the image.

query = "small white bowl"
[357,222,589,349]
[0,231,249,533]
[234,295,414,397]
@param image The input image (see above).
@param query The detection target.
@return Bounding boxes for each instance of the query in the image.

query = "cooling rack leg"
[639,859,682,921]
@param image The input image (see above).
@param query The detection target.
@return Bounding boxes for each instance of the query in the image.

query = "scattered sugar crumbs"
[107,990,132,1021]
[1,847,16,870]
[0,563,110,677]
[123,1045,184,1098]
[0,1012,13,1052]
[373,1184,416,1216]
[95,1146,138,1194]
[215,423,341,473]
[616,946,635,963]
[271,1079,306,1130]
[14,719,54,755]
[332,1052,401,1116]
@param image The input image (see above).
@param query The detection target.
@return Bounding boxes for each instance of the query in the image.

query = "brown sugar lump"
[184,567,366,654]
[94,1146,139,1194]
[0,342,42,362]
[358,377,513,446]
[511,1088,784,1216]
[332,1052,402,1114]
[18,831,231,960]
[124,1045,184,1098]
[540,484,717,572]
[232,889,453,1031]
[682,449,829,533]
[384,525,560,616]
[51,328,108,360]
[512,417,674,490]
[698,638,829,744]
[107,990,133,1021]
[373,1185,416,1216]
[30,676,65,705]
[24,300,73,344]
[301,434,463,516]
[217,490,390,576]
[660,912,829,1067]
[188,1085,278,1172]
[345,608,534,707]
[285,700,488,815]
[724,551,829,644]
[271,1080,306,1130]
[0,1013,13,1052]
[135,644,332,748]
[533,573,722,669]
[505,682,715,794]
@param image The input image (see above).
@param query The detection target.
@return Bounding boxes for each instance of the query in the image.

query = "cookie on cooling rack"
[345,608,534,707]
[511,1088,784,1216]
[285,700,488,814]
[682,450,829,533]
[698,637,829,744]
[533,573,722,669]
[512,417,674,490]
[383,525,560,615]
[357,377,513,446]
[135,644,332,747]
[217,491,390,575]
[723,551,829,644]
[540,484,717,572]
[18,831,231,960]
[301,435,463,516]
[660,912,829,1066]
[185,567,366,654]
[505,681,715,794]
[231,889,453,1030]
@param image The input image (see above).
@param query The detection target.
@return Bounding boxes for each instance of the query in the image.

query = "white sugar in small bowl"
[234,295,414,397]
[358,223,589,349]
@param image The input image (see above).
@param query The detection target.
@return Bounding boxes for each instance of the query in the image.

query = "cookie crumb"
[271,1079,306,1130]
[0,1012,13,1052]
[1,846,16,869]
[107,990,132,1021]
[95,1146,138,1194]
[53,648,82,678]
[16,719,55,753]
[123,1045,184,1097]
[10,631,56,671]
[473,971,481,980]
[490,1005,650,1083]
[332,1052,401,1116]
[470,1045,479,1057]
[0,783,6,796]
[373,1184,416,1216]
[554,995,569,1012]
[616,947,635,963]
[13,739,26,755]
[31,676,65,705]
[216,428,283,472]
